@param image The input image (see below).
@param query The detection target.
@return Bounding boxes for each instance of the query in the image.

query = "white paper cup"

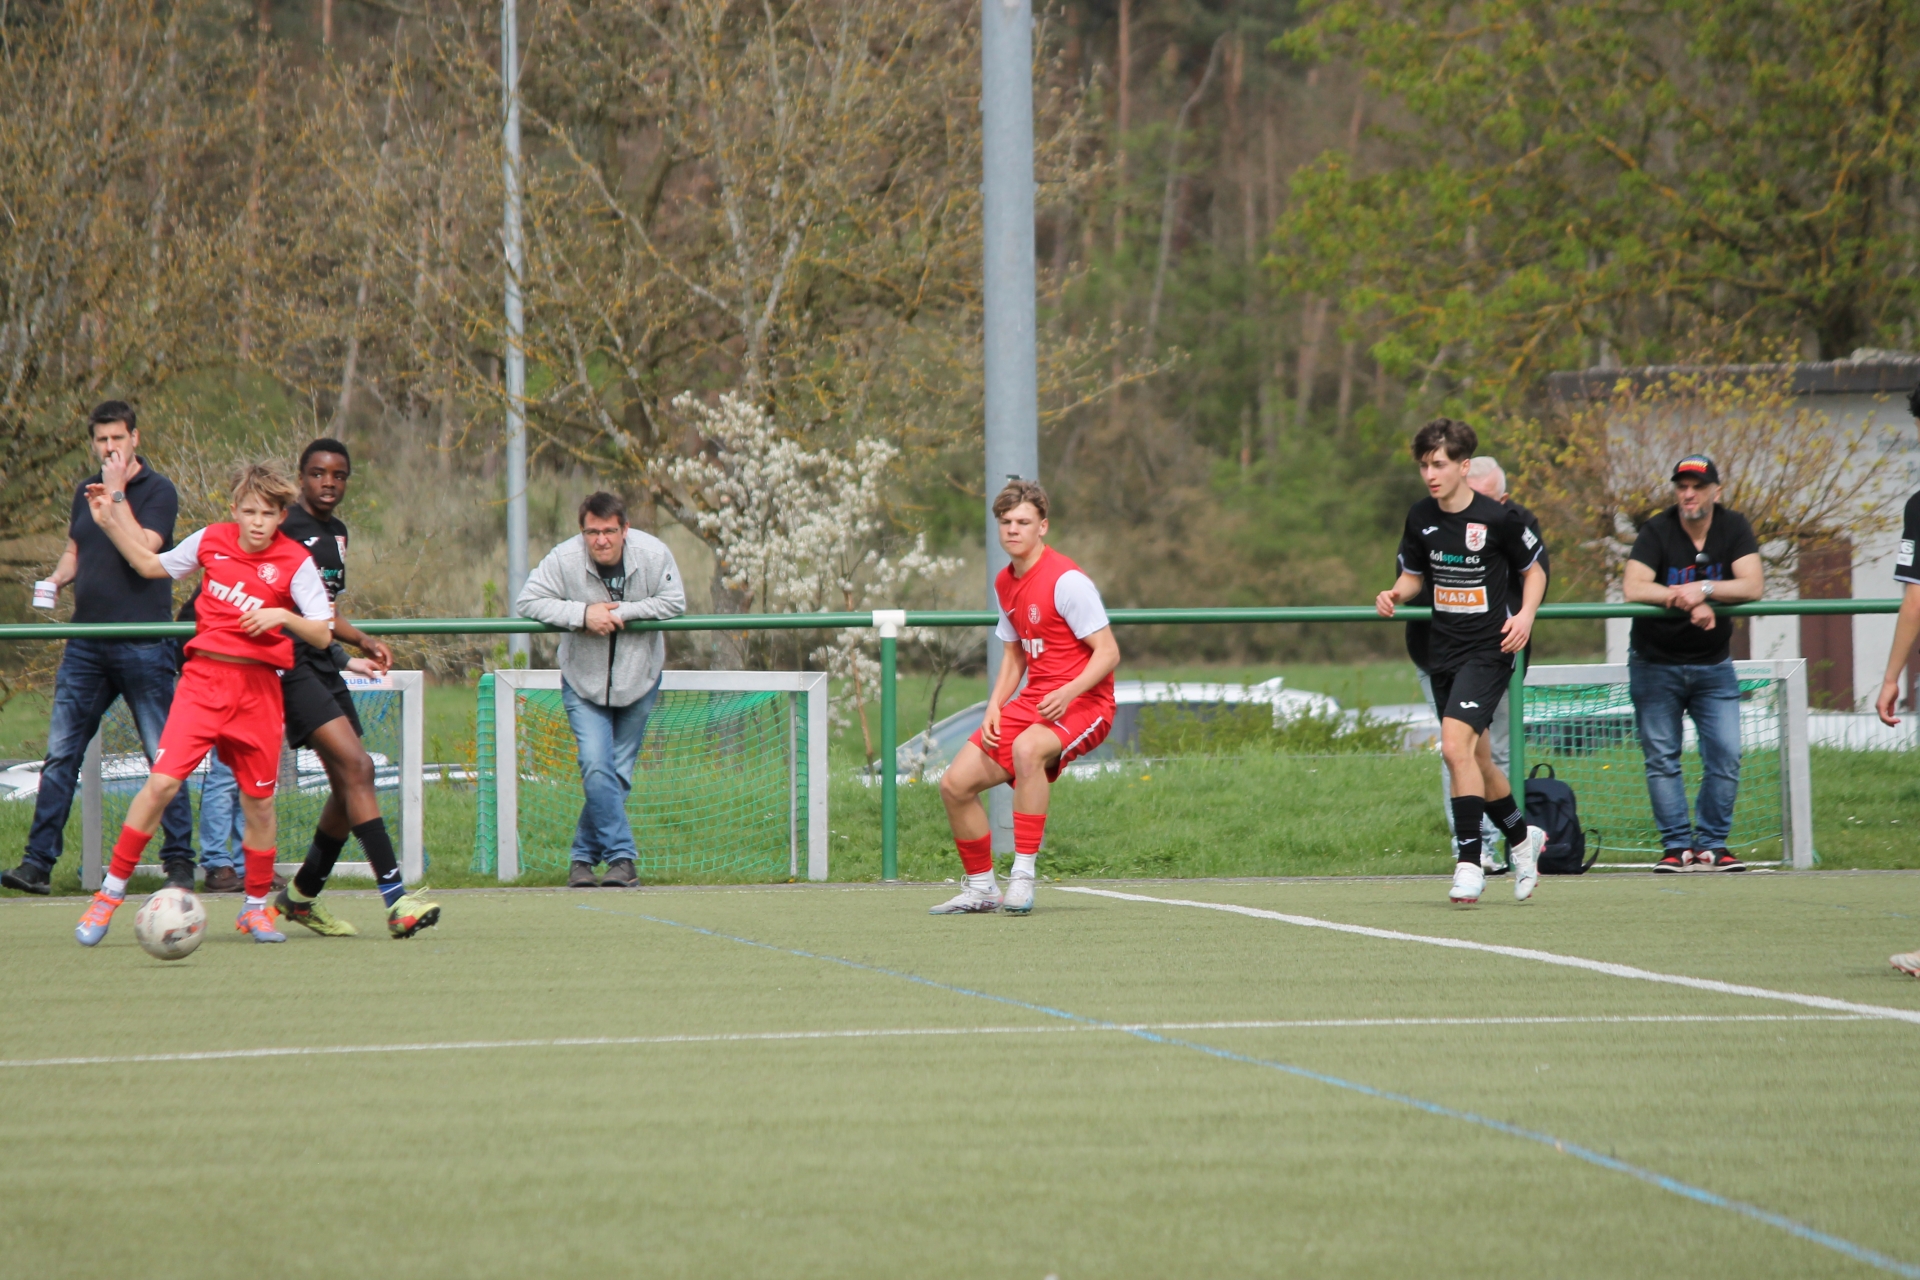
[32,580,57,609]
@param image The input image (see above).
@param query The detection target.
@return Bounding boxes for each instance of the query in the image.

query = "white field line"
[0,1014,1867,1070]
[1061,887,1920,1025]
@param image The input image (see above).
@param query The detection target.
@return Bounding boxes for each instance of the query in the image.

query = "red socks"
[954,834,993,876]
[109,825,152,882]
[1013,811,1047,856]
[242,846,277,900]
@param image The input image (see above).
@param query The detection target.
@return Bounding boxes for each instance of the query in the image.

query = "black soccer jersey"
[1397,492,1543,672]
[280,504,349,601]
[1406,497,1550,671]
[279,503,349,671]
[1897,490,1920,588]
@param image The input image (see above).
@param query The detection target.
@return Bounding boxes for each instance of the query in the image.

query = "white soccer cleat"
[1891,950,1920,978]
[1449,862,1485,904]
[1003,876,1035,916]
[1511,824,1545,902]
[928,884,1003,915]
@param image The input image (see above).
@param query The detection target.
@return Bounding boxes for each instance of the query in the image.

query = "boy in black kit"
[273,439,441,940]
[1376,419,1548,904]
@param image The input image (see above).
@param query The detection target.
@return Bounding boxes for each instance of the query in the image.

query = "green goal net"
[87,675,417,873]
[1522,663,1799,860]
[471,670,826,881]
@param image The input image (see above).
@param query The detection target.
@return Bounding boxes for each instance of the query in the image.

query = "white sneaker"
[928,884,1003,915]
[1003,876,1035,915]
[1891,950,1920,978]
[1449,862,1485,904]
[1511,825,1544,901]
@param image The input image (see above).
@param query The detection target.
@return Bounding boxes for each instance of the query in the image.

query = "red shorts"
[153,658,286,798]
[967,692,1115,781]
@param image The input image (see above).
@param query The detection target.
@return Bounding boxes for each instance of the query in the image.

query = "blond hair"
[229,461,297,511]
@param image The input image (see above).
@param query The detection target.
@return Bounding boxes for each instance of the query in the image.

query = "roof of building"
[1548,349,1920,401]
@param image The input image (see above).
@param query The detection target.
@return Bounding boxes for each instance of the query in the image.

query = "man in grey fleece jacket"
[516,492,687,887]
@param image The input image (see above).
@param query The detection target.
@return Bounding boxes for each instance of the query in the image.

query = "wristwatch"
[110,491,126,504]
[1700,580,1714,599]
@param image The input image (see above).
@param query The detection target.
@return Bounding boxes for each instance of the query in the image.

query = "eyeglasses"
[583,527,623,540]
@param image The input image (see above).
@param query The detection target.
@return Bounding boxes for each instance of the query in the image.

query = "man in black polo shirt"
[1621,455,1765,873]
[2,402,195,894]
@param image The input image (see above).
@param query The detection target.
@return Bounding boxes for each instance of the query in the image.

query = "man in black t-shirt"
[1878,479,1920,974]
[2,402,196,895]
[270,439,440,940]
[1621,455,1765,873]
[1378,419,1548,905]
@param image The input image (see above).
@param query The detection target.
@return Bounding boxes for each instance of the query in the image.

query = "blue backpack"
[1526,764,1598,874]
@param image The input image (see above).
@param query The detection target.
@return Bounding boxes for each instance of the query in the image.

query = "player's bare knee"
[938,769,967,805]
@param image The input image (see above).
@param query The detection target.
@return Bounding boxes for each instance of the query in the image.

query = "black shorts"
[280,659,362,748]
[1428,656,1513,734]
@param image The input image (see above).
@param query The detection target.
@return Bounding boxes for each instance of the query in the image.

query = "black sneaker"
[1706,849,1746,872]
[1653,852,1687,873]
[602,859,639,888]
[568,861,599,888]
[162,858,195,889]
[1,861,51,895]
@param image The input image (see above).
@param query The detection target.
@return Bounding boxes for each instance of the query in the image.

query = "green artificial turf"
[1,874,1916,1278]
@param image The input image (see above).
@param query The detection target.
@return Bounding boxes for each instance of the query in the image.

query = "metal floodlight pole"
[981,0,1039,854]
[502,0,530,662]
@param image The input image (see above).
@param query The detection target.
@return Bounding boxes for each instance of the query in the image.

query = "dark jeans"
[1627,655,1742,852]
[23,639,194,871]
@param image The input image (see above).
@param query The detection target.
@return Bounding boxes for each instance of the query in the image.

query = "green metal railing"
[0,596,1902,880]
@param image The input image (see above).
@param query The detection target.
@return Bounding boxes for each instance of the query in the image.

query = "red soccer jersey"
[994,546,1114,703]
[157,523,331,668]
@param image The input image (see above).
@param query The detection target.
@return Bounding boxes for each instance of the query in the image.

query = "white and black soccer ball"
[134,886,207,961]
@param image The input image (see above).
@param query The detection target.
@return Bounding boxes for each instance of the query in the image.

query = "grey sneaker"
[568,861,600,888]
[602,859,639,888]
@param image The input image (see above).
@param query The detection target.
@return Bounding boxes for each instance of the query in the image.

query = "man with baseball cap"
[1620,455,1765,871]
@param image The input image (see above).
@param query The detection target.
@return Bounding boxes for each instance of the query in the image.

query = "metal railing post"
[874,611,906,880]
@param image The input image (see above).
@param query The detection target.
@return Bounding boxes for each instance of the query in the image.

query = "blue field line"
[582,904,1920,1280]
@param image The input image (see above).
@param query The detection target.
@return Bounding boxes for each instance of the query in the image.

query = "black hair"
[299,437,352,474]
[89,400,136,438]
[578,491,628,526]
[1411,417,1477,462]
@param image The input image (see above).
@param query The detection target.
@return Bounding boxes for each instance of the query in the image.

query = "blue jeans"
[25,639,194,870]
[198,757,247,870]
[562,677,659,866]
[1628,655,1742,851]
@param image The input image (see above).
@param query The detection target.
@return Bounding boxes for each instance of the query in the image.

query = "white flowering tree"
[660,393,963,761]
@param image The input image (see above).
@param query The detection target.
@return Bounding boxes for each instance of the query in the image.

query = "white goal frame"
[490,669,830,883]
[81,670,425,890]
[1525,659,1814,869]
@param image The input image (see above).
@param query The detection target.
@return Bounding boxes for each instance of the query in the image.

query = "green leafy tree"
[1278,0,1920,409]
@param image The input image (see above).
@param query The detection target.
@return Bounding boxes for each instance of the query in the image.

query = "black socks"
[294,830,348,899]
[1450,796,1486,864]
[1484,793,1529,849]
[292,817,400,900]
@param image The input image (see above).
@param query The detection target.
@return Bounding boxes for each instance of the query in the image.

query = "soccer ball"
[134,887,207,961]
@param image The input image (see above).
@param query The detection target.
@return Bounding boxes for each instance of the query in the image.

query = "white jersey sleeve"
[1054,570,1110,639]
[288,558,334,621]
[995,605,1018,643]
[155,528,205,580]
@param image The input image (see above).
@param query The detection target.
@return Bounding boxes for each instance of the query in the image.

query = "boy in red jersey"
[74,463,334,947]
[931,480,1120,916]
